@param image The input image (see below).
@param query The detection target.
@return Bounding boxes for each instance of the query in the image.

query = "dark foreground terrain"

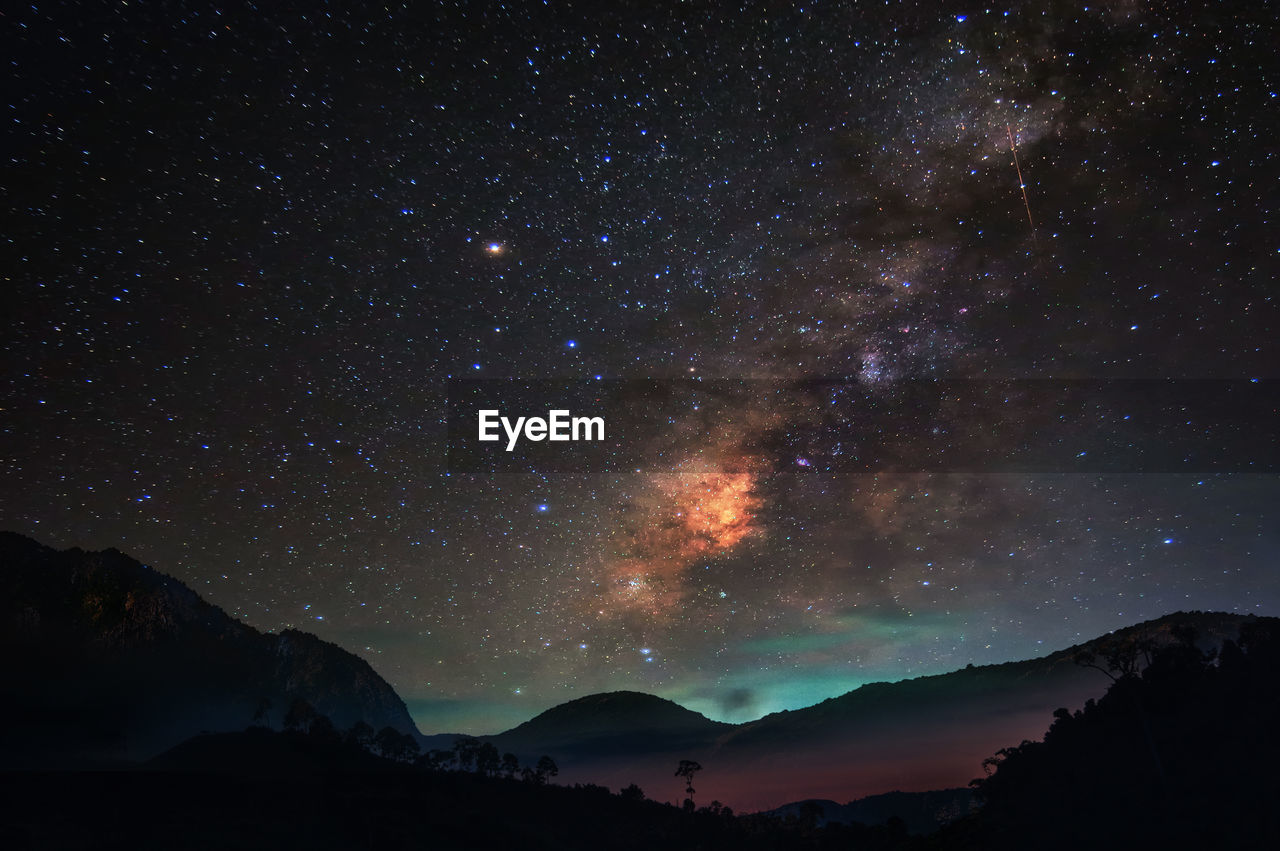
[0,750,914,850]
[4,616,1279,851]
[8,531,1274,814]
[4,531,1279,848]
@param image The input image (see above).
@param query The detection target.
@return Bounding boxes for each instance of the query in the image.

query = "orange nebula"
[599,458,764,619]
[653,467,760,559]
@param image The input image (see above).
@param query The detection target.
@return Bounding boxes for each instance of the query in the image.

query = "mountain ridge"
[0,531,419,767]
[476,609,1266,744]
[474,609,1275,809]
[6,531,1273,810]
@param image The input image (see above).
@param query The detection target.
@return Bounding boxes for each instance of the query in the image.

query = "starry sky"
[4,0,1277,734]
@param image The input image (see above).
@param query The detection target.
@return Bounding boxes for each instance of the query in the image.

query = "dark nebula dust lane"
[3,1,1276,734]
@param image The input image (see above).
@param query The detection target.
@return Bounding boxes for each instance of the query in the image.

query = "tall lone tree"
[675,759,703,811]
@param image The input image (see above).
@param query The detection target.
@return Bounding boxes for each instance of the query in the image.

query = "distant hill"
[494,691,732,757]
[0,532,419,767]
[472,610,1277,811]
[6,531,1274,816]
[767,788,976,834]
[7,625,1277,851]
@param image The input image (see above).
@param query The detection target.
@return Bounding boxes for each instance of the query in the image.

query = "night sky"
[4,1,1277,734]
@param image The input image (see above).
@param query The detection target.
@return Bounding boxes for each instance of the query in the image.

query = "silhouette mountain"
[0,532,418,767]
[471,610,1277,810]
[9,625,1276,851]
[6,531,1274,817]
[495,691,732,757]
[950,618,1280,848]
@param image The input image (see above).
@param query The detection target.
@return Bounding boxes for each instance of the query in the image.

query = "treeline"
[223,704,920,848]
[257,697,563,785]
[143,617,1279,848]
[421,737,562,784]
[944,620,1280,849]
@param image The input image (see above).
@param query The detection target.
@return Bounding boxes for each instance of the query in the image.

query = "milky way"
[3,1,1277,733]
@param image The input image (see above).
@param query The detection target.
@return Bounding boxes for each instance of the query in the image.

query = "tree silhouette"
[797,800,824,832]
[522,755,558,784]
[475,742,501,776]
[967,621,1280,849]
[675,759,702,810]
[620,783,645,802]
[374,726,399,758]
[308,714,339,743]
[282,698,318,733]
[1073,632,1157,682]
[1073,630,1171,782]
[710,801,732,818]
[452,737,480,772]
[251,696,273,727]
[374,726,419,762]
[400,732,421,762]
[501,752,520,778]
[534,754,559,784]
[421,748,456,771]
[345,720,375,749]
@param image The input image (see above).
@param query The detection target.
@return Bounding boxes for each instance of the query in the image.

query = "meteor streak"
[1007,125,1038,246]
